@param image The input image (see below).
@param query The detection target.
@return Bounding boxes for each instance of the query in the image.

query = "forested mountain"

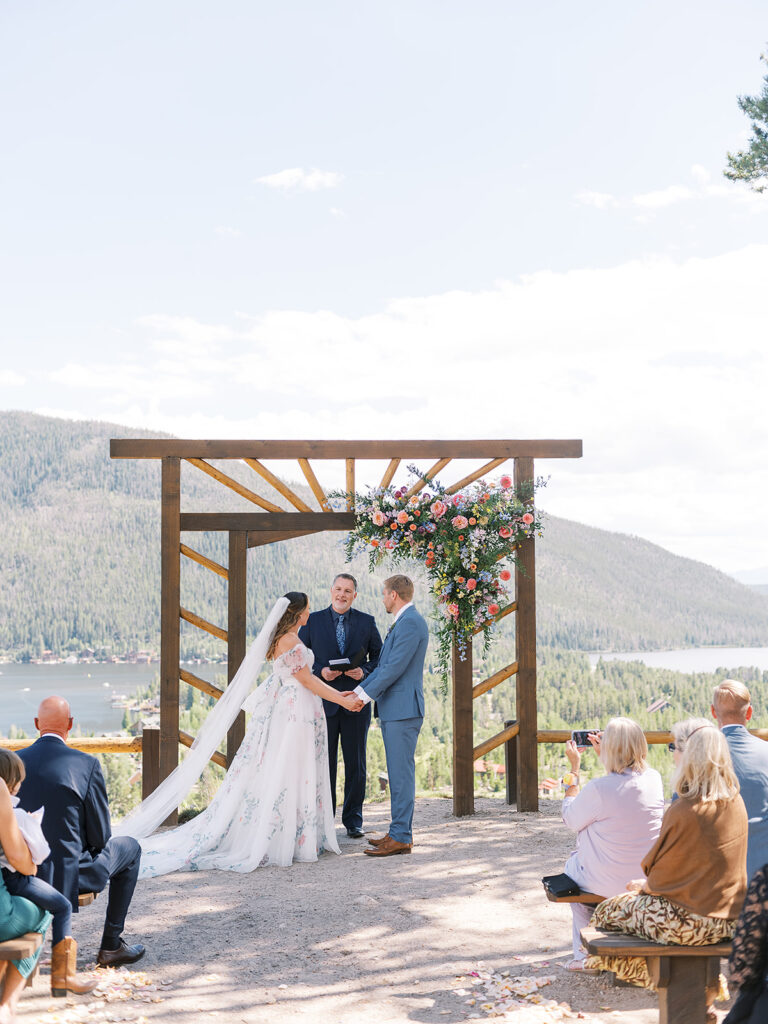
[2,410,768,659]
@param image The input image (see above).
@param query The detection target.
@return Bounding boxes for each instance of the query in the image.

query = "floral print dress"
[139,643,340,877]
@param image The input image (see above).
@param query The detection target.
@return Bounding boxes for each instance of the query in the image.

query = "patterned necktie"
[336,614,346,654]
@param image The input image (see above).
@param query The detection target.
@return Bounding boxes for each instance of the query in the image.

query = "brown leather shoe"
[51,938,99,997]
[366,834,391,847]
[364,836,412,856]
[96,940,146,968]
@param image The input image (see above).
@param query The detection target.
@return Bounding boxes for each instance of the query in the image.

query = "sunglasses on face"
[667,742,676,752]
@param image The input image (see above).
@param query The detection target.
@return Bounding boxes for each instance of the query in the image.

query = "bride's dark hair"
[267,592,309,660]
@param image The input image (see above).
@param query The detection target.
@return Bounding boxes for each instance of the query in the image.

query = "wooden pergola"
[110,439,582,820]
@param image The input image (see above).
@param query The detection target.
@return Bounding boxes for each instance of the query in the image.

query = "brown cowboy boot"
[51,938,98,997]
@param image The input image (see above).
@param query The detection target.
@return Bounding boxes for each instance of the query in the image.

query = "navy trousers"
[326,705,371,831]
[3,870,72,945]
[78,836,141,943]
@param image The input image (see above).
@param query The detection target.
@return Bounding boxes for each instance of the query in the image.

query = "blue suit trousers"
[381,716,423,844]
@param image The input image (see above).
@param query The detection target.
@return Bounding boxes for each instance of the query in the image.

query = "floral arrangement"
[337,466,546,681]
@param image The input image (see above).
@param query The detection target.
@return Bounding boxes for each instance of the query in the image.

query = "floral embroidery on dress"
[138,640,341,876]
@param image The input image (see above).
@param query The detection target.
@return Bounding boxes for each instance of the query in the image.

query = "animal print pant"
[584,891,734,992]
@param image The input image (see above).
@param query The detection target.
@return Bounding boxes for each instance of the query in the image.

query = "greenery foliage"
[725,51,768,192]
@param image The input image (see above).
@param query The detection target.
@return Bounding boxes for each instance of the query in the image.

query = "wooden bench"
[0,932,43,988]
[581,927,732,1024]
[542,881,605,906]
[77,892,96,907]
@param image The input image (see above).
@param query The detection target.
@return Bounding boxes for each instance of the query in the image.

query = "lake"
[588,647,768,673]
[0,663,226,737]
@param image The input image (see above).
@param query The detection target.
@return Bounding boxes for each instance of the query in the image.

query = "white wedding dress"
[127,639,341,878]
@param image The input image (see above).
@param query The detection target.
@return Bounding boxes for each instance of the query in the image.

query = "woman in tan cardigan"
[585,722,748,1008]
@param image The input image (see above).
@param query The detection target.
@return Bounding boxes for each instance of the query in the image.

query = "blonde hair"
[713,679,751,720]
[672,721,739,803]
[671,717,712,752]
[600,717,648,774]
[384,574,414,602]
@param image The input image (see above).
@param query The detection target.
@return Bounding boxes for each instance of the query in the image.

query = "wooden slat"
[0,933,43,960]
[180,543,228,579]
[160,457,181,824]
[580,928,732,959]
[180,668,224,701]
[473,661,518,699]
[111,439,584,460]
[544,886,604,905]
[404,458,452,498]
[471,602,516,635]
[243,458,312,512]
[514,456,538,812]
[178,730,227,769]
[297,458,331,511]
[186,458,283,513]
[452,640,474,817]
[445,458,508,494]
[473,721,520,760]
[142,727,160,799]
[247,529,319,547]
[181,512,355,533]
[180,607,228,642]
[380,458,401,489]
[5,737,142,753]
[346,458,355,511]
[536,729,675,745]
[227,531,247,766]
[505,718,518,806]
[77,892,96,907]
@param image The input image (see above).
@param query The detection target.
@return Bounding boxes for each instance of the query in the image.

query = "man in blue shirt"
[712,679,768,881]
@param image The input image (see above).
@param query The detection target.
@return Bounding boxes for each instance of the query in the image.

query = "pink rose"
[452,494,464,506]
[522,512,534,525]
[487,603,500,616]
[451,515,469,530]
[499,526,512,539]
[446,603,460,619]
[430,500,447,519]
[397,510,410,524]
[385,539,394,550]
[466,578,477,591]
[371,510,387,526]
[500,475,512,489]
[499,568,511,582]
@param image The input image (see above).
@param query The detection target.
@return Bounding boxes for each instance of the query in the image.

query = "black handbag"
[542,872,581,898]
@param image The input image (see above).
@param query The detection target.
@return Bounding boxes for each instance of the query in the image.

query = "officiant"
[299,573,382,838]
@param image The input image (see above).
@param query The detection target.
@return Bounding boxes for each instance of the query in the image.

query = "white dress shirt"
[353,602,413,705]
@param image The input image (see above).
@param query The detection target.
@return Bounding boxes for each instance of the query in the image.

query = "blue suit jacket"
[299,606,382,717]
[360,605,428,721]
[17,736,112,910]
[723,724,768,880]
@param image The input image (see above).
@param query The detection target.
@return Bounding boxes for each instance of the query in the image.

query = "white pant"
[564,851,595,961]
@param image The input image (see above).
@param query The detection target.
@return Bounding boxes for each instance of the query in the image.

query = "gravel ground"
[16,797,734,1023]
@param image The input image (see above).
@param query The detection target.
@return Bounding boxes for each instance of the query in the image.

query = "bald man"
[17,696,146,966]
[712,680,768,881]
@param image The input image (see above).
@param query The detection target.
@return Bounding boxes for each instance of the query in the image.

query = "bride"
[115,593,363,876]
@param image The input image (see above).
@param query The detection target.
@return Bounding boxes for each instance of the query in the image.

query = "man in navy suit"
[712,679,768,880]
[299,573,382,838]
[17,696,146,966]
[353,574,429,858]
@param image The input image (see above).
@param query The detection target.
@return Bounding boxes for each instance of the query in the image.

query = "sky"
[1,1,767,574]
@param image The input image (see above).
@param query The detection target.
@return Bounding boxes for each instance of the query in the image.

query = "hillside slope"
[1,410,767,656]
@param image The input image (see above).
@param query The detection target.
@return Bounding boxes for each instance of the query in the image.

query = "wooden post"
[227,531,247,766]
[160,457,180,824]
[504,720,518,806]
[141,726,161,800]
[452,638,474,816]
[514,457,538,811]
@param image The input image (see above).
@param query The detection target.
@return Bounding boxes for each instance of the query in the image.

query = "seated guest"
[17,697,146,968]
[723,863,768,1024]
[0,774,51,1024]
[711,679,768,880]
[586,721,747,1012]
[560,717,665,970]
[0,749,96,996]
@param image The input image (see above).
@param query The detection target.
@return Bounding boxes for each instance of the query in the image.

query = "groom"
[353,575,429,858]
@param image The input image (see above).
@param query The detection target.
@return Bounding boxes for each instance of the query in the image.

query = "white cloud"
[38,244,768,572]
[575,164,767,214]
[0,370,25,386]
[575,190,620,210]
[632,184,695,208]
[255,167,344,192]
[214,225,242,237]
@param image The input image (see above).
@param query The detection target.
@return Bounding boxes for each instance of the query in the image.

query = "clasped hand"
[339,691,364,712]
